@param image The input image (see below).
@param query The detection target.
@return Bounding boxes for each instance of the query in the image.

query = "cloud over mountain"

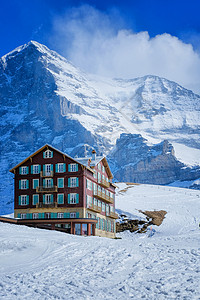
[50,5,200,94]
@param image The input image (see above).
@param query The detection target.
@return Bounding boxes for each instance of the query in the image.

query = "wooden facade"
[10,144,117,238]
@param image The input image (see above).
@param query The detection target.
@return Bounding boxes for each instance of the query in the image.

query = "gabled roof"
[9,144,113,179]
[9,144,84,173]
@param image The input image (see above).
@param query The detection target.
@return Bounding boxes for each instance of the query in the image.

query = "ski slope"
[0,184,200,299]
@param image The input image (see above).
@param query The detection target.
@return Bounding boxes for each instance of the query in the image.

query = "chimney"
[92,149,96,161]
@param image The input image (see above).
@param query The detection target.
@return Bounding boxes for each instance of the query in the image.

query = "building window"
[102,166,105,173]
[20,179,28,189]
[68,163,78,172]
[69,177,79,187]
[58,213,64,218]
[32,164,40,174]
[57,194,64,204]
[102,202,105,212]
[21,195,28,205]
[57,178,64,188]
[44,178,53,188]
[86,179,92,190]
[21,213,27,219]
[33,213,39,219]
[70,212,76,218]
[70,193,76,204]
[55,163,66,173]
[45,194,53,204]
[20,166,28,175]
[44,164,53,176]
[33,179,39,189]
[45,212,51,219]
[93,171,97,179]
[33,194,39,205]
[43,150,53,158]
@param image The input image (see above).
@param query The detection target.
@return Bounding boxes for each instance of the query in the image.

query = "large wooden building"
[10,145,118,238]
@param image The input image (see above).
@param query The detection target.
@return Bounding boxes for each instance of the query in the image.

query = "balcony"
[87,204,101,213]
[36,202,58,208]
[98,179,110,188]
[108,211,119,219]
[40,171,54,177]
[93,191,113,204]
[36,185,58,193]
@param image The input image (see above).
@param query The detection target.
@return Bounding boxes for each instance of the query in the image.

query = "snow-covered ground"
[0,184,200,299]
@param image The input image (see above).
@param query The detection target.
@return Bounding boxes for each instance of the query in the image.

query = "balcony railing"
[98,179,110,188]
[36,185,58,193]
[40,171,54,177]
[93,191,113,204]
[108,211,119,219]
[36,202,58,208]
[87,204,101,213]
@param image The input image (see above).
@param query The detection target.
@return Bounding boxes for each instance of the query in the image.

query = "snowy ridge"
[0,183,200,299]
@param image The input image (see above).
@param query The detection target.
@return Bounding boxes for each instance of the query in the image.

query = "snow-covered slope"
[0,184,200,299]
[1,41,200,214]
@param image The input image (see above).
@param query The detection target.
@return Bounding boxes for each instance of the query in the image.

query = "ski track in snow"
[0,184,200,299]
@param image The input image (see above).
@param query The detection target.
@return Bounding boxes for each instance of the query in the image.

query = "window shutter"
[55,164,58,172]
[76,164,78,172]
[76,212,79,218]
[19,167,21,175]
[18,196,21,205]
[66,212,70,218]
[27,195,29,205]
[29,213,33,219]
[43,195,45,203]
[51,179,53,187]
[58,194,64,204]
[68,164,71,172]
[76,178,79,187]
[68,178,71,187]
[51,151,53,158]
[39,213,42,219]
[31,165,33,174]
[43,179,45,187]
[19,180,21,189]
[63,163,66,172]
[76,194,79,204]
[68,194,70,204]
[43,152,45,158]
[26,167,29,174]
[27,180,29,189]
[38,165,41,173]
[51,164,53,171]
[42,213,45,219]
[51,213,54,219]
[51,194,53,203]
[17,213,21,218]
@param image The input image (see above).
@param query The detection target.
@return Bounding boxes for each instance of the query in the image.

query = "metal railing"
[40,171,54,177]
[36,185,58,193]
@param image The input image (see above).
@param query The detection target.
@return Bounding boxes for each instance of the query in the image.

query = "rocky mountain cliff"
[1,41,200,214]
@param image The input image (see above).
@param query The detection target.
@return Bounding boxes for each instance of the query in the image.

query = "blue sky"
[1,0,200,92]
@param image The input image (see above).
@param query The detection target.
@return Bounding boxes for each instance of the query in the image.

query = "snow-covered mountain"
[1,41,200,213]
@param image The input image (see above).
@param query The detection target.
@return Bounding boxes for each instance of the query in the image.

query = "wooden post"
[92,224,95,236]
[88,223,91,236]
[51,223,55,230]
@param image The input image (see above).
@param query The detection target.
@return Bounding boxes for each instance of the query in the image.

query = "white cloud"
[50,5,200,94]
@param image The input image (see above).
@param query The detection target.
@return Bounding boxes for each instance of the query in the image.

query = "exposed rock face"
[108,134,200,185]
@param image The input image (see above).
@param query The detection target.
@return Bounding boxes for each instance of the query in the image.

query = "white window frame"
[58,163,64,173]
[44,150,52,158]
[70,212,76,218]
[21,179,27,189]
[58,213,64,218]
[70,163,77,172]
[33,164,39,174]
[70,177,77,187]
[21,195,27,205]
[70,193,77,204]
[21,213,27,219]
[21,166,28,175]
[45,194,52,204]
[33,213,39,219]
[45,178,53,188]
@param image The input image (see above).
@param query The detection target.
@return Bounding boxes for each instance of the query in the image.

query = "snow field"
[0,184,200,299]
